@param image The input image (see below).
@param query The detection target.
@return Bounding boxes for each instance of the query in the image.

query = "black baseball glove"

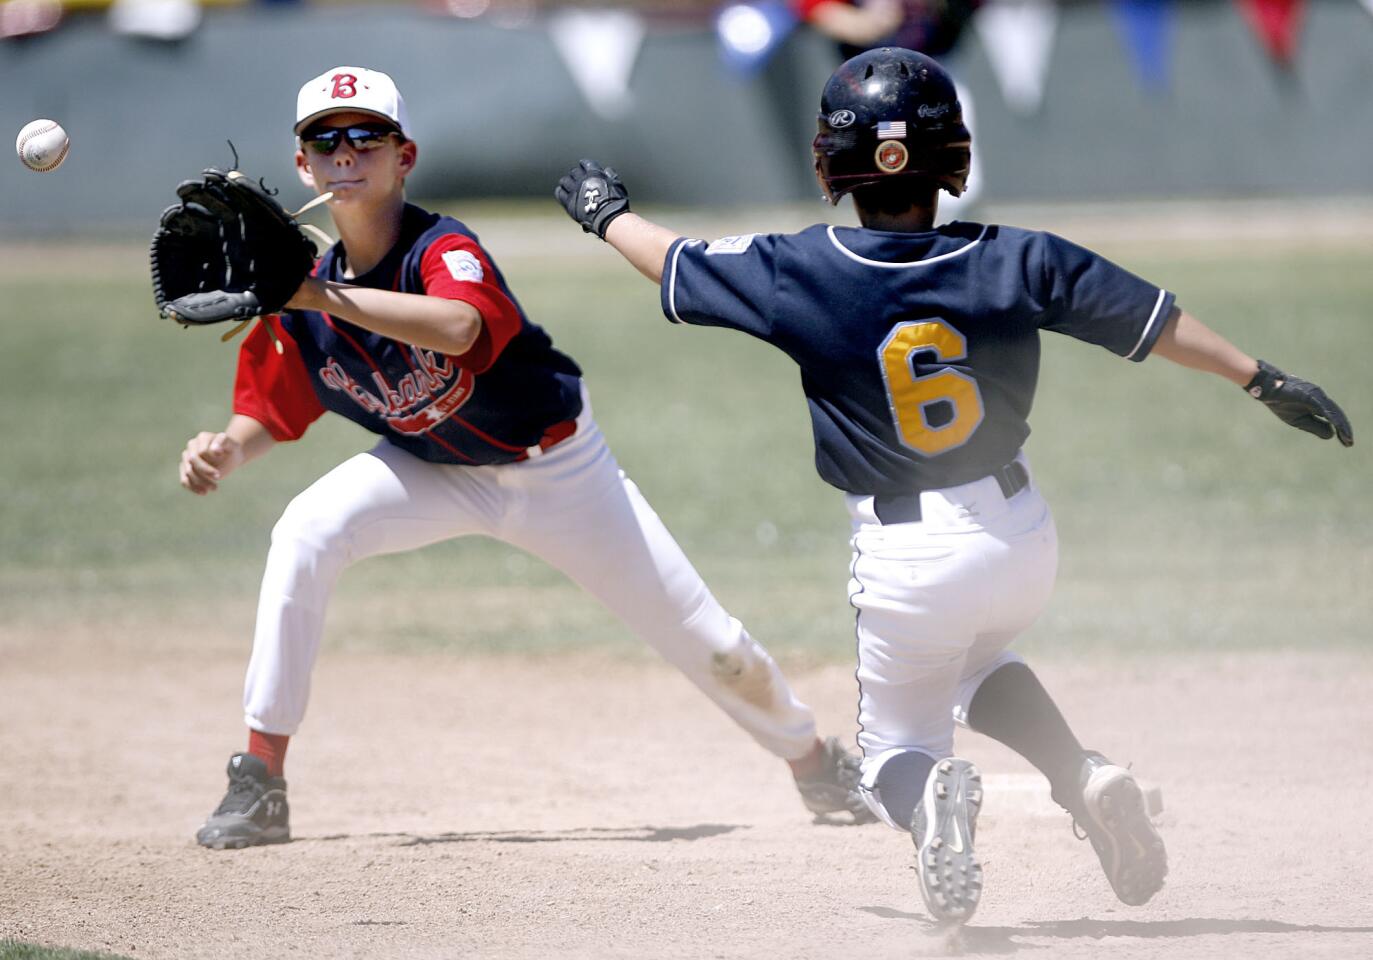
[555,159,631,240]
[794,736,878,826]
[150,168,318,326]
[1245,360,1354,446]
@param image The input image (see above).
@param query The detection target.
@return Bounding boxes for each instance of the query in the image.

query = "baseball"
[16,118,69,173]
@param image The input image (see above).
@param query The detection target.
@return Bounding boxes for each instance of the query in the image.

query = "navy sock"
[966,662,1085,809]
[873,750,937,829]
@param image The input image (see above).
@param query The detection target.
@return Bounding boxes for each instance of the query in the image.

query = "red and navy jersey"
[233,204,582,465]
[662,222,1175,495]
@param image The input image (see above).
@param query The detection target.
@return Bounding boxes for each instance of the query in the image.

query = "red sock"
[247,729,290,779]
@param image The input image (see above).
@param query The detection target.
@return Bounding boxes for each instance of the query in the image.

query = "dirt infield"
[2,629,1371,960]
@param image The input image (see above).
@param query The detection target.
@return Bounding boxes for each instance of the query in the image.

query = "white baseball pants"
[844,455,1059,828]
[242,386,819,760]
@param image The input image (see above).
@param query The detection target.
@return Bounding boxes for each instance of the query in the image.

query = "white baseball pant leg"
[845,455,1058,830]
[243,387,817,760]
[242,435,503,736]
[495,411,818,760]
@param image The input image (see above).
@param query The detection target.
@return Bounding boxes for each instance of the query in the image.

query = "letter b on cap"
[331,74,358,99]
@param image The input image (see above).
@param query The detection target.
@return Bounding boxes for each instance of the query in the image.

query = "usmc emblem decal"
[875,140,909,174]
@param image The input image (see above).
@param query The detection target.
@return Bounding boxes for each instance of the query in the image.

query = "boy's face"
[295,109,417,208]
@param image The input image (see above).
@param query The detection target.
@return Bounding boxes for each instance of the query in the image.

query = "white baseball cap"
[295,66,411,138]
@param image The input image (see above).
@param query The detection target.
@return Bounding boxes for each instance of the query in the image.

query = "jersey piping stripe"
[846,542,870,760]
[826,225,987,269]
[665,239,705,324]
[423,430,478,463]
[448,415,526,452]
[320,312,394,389]
[382,341,522,453]
[387,265,416,371]
[1124,289,1169,361]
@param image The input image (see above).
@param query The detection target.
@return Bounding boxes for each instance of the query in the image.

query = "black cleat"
[910,758,984,926]
[195,753,290,850]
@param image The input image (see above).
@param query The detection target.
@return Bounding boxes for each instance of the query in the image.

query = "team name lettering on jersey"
[318,348,474,435]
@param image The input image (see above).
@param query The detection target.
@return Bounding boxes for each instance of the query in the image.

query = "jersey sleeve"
[419,234,524,373]
[1034,232,1175,362]
[232,315,326,441]
[660,233,781,339]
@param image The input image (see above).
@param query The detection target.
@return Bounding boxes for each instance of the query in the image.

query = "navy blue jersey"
[235,204,582,465]
[662,222,1175,494]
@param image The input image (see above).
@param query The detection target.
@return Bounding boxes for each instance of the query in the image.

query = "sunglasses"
[300,124,402,155]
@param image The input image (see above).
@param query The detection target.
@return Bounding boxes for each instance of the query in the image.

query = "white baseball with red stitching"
[16,118,69,173]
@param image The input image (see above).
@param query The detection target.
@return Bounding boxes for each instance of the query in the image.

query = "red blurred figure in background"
[792,0,981,60]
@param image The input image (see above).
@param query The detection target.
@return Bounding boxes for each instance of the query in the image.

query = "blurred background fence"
[2,0,1372,237]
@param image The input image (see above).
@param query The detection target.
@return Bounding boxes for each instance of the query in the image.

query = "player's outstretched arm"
[1151,308,1353,446]
[179,414,278,496]
[287,280,482,356]
[604,214,682,284]
[555,159,682,283]
[1150,307,1258,384]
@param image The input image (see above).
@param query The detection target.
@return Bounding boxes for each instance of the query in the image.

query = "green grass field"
[1,212,1369,663]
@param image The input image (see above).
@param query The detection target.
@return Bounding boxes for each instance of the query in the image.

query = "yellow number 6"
[878,320,985,456]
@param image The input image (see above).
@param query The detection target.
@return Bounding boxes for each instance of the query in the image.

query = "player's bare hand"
[180,431,245,495]
[1245,360,1354,447]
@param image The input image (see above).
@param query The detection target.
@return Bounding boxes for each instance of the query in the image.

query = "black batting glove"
[555,159,630,240]
[1245,359,1354,447]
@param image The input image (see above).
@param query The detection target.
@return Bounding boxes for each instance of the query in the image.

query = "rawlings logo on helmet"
[917,103,952,119]
[828,109,857,128]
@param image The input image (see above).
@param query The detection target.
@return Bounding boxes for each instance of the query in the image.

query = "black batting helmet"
[813,47,972,204]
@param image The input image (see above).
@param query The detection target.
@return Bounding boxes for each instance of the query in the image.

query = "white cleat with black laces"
[1072,753,1167,905]
[910,757,984,926]
[195,753,290,850]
